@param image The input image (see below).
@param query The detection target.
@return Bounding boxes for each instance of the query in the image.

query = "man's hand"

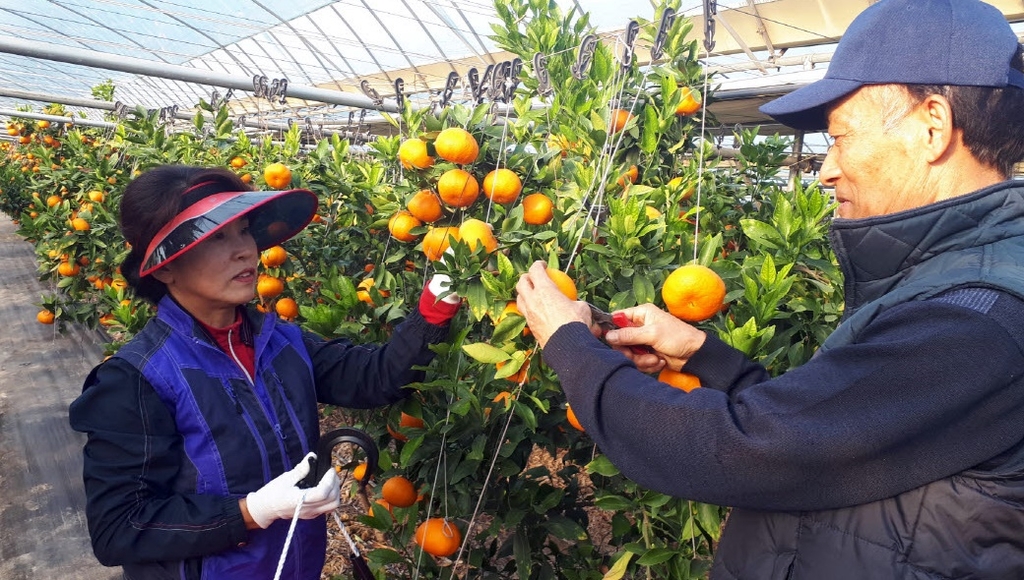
[515,261,592,347]
[604,303,707,372]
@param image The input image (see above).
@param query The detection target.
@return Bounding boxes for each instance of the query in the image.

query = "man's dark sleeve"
[542,292,1024,511]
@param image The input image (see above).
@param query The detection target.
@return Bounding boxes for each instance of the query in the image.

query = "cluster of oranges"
[391,127,556,264]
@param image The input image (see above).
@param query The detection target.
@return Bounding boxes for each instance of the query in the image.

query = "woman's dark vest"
[114,297,325,579]
[712,183,1024,579]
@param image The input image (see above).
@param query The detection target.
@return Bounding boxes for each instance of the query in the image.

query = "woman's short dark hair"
[120,166,251,304]
[904,44,1024,176]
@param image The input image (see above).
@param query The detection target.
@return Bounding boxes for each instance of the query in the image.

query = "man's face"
[819,86,934,219]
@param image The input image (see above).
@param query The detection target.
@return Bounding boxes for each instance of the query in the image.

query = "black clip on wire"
[298,427,378,488]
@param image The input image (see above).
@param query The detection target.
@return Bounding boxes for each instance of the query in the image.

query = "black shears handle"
[299,427,377,488]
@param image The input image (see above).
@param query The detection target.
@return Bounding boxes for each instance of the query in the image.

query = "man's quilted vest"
[114,297,325,580]
[711,182,1024,580]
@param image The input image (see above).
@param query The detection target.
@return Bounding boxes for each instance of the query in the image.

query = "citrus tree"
[0,1,843,578]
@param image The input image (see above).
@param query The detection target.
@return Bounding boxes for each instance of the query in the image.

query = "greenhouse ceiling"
[1,0,1023,140]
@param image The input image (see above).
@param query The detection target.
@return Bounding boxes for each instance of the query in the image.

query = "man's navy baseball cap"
[760,0,1024,131]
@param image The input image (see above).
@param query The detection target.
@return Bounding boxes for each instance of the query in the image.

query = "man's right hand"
[604,303,707,373]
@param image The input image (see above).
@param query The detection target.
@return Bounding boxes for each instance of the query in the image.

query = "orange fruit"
[566,404,584,432]
[369,499,392,517]
[388,210,423,243]
[667,177,695,202]
[662,264,726,322]
[616,165,638,188]
[657,368,702,392]
[482,168,522,204]
[546,267,578,301]
[71,217,90,231]
[275,297,298,319]
[37,310,55,324]
[398,138,434,170]
[260,245,288,268]
[240,173,253,184]
[609,108,633,134]
[257,275,285,299]
[407,190,444,223]
[263,162,292,189]
[496,357,530,383]
[414,518,461,558]
[496,300,531,336]
[87,190,105,203]
[433,127,479,165]
[57,262,80,277]
[675,86,702,116]
[437,168,479,208]
[458,218,498,254]
[38,120,51,129]
[46,195,61,208]
[389,412,426,442]
[422,226,460,262]
[381,476,418,508]
[352,462,369,482]
[493,391,514,405]
[357,278,390,305]
[229,156,247,169]
[522,193,554,225]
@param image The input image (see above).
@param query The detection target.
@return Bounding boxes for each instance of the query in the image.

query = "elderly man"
[515,0,1024,578]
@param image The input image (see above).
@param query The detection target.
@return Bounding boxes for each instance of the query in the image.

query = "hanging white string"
[691,47,713,262]
[272,492,307,580]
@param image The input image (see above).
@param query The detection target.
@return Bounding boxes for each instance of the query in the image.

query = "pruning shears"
[587,303,654,355]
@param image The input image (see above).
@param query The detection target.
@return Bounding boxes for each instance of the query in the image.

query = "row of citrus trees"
[0,1,842,578]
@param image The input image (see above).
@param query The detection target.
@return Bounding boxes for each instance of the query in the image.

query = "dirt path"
[0,216,120,580]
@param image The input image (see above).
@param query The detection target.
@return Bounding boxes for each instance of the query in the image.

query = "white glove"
[427,273,460,304]
[245,452,341,529]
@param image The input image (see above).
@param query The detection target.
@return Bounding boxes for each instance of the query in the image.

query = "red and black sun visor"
[139,189,318,278]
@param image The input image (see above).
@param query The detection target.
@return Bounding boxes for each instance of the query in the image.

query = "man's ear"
[920,94,956,164]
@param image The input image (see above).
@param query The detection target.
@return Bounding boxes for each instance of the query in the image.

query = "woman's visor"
[139,189,318,278]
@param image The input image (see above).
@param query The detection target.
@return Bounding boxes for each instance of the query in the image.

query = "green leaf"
[635,547,676,566]
[462,342,511,364]
[544,515,587,540]
[586,454,620,476]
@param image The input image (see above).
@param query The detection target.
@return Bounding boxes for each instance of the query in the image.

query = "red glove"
[419,273,460,325]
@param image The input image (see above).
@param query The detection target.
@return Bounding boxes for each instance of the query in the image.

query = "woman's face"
[153,217,258,327]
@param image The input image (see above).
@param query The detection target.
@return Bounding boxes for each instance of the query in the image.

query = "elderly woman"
[70,165,459,579]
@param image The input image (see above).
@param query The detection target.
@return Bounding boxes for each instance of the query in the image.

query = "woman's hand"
[604,303,707,372]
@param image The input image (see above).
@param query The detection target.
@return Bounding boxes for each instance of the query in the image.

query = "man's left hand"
[515,260,592,347]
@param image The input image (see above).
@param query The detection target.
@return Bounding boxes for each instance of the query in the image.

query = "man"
[515,0,1024,578]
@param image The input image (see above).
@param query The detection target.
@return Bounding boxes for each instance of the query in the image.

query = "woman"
[69,165,460,579]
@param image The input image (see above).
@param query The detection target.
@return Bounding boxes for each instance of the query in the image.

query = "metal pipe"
[0,36,400,113]
[0,108,116,129]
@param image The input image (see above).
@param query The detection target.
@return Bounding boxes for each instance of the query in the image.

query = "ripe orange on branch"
[414,518,462,558]
[260,245,288,268]
[458,218,498,253]
[422,226,460,261]
[388,210,422,242]
[546,267,578,301]
[522,193,554,225]
[398,138,434,170]
[257,275,285,299]
[407,190,444,223]
[357,278,390,305]
[609,108,633,134]
[388,411,426,442]
[37,310,55,325]
[263,163,292,189]
[433,127,479,165]
[274,297,299,319]
[675,86,702,116]
[437,168,480,208]
[662,264,726,322]
[483,168,522,204]
[381,476,418,508]
[566,404,584,432]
